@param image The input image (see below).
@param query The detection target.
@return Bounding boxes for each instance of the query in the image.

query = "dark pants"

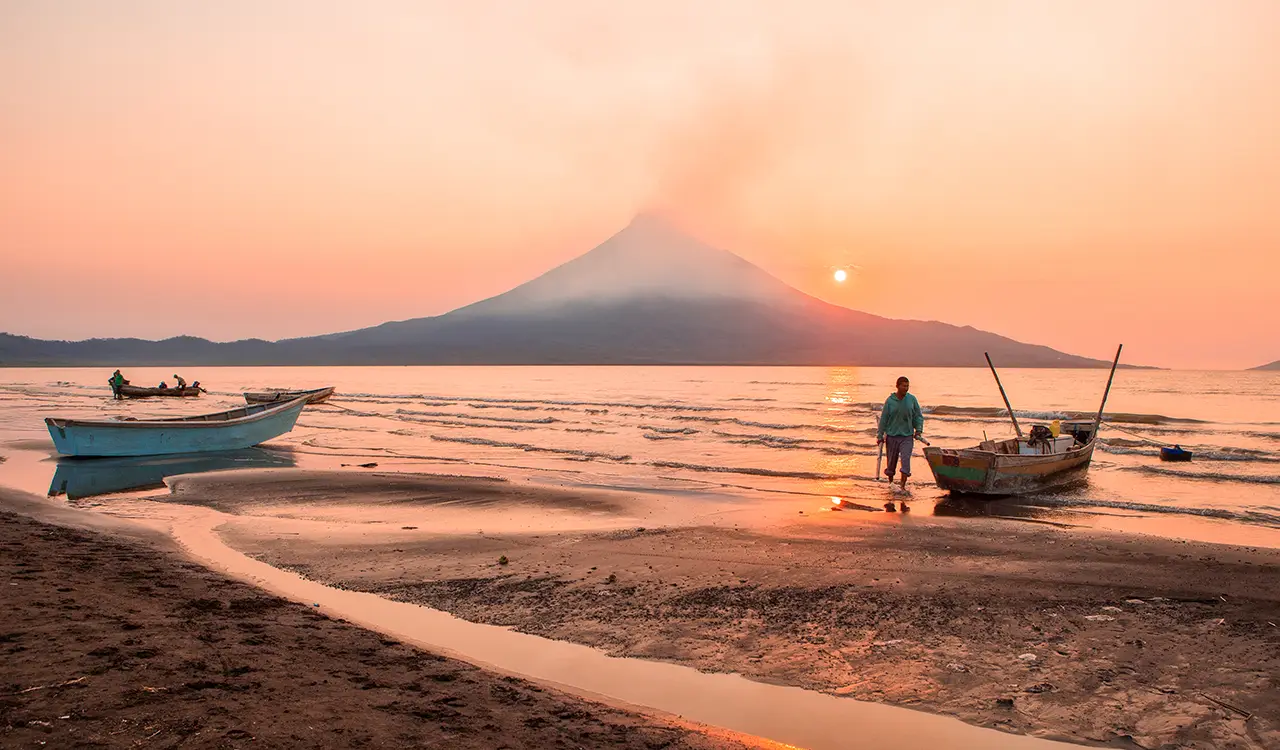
[884,436,914,478]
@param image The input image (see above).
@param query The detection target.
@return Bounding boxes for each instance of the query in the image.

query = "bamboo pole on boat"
[984,352,1023,438]
[1091,344,1124,438]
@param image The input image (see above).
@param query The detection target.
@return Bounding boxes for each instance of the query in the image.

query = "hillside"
[2,216,1118,368]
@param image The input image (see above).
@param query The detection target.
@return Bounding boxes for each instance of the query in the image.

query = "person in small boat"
[108,369,127,399]
[157,381,169,390]
[877,376,925,494]
[173,374,187,390]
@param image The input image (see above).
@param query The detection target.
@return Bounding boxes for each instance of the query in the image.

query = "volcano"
[2,216,1114,367]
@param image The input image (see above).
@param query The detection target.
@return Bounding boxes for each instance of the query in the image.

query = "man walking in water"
[877,376,924,499]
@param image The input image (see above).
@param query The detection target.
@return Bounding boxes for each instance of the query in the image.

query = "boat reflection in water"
[932,492,1086,527]
[48,447,295,501]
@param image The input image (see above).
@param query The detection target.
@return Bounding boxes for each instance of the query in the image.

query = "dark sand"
[186,471,1280,750]
[0,505,757,749]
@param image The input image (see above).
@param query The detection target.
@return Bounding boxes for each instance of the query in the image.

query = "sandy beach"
[159,469,1280,750]
[0,500,760,749]
[2,463,1277,749]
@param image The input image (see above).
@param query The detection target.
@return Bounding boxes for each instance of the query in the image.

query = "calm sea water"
[2,366,1278,546]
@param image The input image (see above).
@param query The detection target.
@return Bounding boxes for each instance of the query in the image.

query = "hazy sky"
[2,1,1278,369]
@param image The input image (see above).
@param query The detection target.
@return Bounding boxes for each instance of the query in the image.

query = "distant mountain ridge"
[2,215,1124,368]
[1253,360,1280,371]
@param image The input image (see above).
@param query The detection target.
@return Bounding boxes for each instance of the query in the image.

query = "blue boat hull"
[46,399,307,457]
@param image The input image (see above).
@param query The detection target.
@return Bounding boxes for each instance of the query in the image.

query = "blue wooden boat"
[1160,445,1193,462]
[45,397,309,457]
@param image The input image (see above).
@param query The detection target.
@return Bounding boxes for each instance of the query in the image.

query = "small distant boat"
[118,384,202,399]
[243,386,335,405]
[1160,445,1193,462]
[46,397,308,457]
[924,346,1123,496]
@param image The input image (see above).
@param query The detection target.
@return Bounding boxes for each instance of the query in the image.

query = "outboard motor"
[1059,420,1095,446]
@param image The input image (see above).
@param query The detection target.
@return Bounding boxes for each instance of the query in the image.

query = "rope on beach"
[1100,421,1171,448]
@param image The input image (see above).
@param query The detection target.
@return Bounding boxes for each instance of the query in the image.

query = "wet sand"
[173,470,1280,750]
[0,504,758,749]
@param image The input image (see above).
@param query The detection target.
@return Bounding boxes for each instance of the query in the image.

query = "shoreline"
[3,467,1278,749]
[183,469,1279,749]
[0,494,761,749]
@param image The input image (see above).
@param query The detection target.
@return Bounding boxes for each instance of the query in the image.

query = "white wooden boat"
[243,386,335,405]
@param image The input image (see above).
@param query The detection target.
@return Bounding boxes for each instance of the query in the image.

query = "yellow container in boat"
[1050,419,1061,437]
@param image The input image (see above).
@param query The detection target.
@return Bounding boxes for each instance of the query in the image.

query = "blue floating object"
[1160,445,1193,462]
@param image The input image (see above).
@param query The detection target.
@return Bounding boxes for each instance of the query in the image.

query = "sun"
[833,269,848,283]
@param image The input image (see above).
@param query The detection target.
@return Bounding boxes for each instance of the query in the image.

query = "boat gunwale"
[117,384,203,398]
[923,440,1096,494]
[45,396,309,431]
[924,439,1095,465]
[242,386,335,404]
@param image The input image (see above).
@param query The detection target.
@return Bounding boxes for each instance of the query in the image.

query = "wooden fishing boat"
[923,346,1122,496]
[924,422,1097,494]
[45,397,309,457]
[118,384,202,399]
[243,386,335,405]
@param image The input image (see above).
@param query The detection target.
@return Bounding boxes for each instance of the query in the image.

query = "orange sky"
[2,1,1278,369]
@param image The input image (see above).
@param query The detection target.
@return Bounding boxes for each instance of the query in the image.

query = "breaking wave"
[394,408,558,425]
[391,414,532,431]
[1118,466,1280,485]
[647,460,870,481]
[851,402,1205,426]
[430,435,631,462]
[640,426,699,435]
[336,390,726,413]
[710,430,875,456]
[748,380,813,386]
[1099,442,1280,463]
[672,414,867,435]
[467,403,539,411]
[431,395,725,412]
[1026,495,1280,528]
